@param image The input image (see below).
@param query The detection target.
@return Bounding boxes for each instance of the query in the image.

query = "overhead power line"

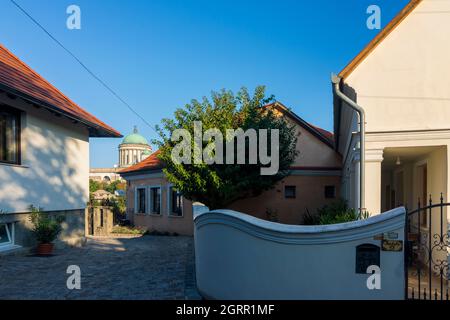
[9,0,158,134]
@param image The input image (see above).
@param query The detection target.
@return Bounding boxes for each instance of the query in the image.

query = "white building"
[334,0,450,216]
[0,45,121,252]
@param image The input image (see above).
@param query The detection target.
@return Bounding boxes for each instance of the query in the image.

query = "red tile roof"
[309,124,334,141]
[119,150,163,174]
[266,102,335,148]
[0,45,121,137]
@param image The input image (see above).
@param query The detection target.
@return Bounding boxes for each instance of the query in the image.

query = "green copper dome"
[121,126,149,145]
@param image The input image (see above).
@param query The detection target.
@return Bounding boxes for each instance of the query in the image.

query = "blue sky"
[1,0,410,168]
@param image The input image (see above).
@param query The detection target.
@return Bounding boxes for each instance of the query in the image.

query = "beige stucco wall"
[125,174,194,236]
[0,93,90,214]
[289,118,341,168]
[227,112,342,224]
[345,0,450,133]
[228,174,341,225]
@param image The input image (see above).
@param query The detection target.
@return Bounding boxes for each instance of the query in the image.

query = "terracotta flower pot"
[37,243,54,256]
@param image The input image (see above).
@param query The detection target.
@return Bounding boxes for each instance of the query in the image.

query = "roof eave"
[119,167,164,176]
[0,83,122,138]
[338,0,422,80]
[269,102,335,149]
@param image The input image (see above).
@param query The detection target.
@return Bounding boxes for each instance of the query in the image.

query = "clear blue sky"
[1,0,410,168]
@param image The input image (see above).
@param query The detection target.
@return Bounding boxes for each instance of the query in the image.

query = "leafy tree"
[155,86,298,210]
[103,196,126,216]
[89,179,101,193]
[105,180,121,194]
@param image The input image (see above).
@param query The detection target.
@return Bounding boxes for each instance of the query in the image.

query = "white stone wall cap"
[194,206,406,244]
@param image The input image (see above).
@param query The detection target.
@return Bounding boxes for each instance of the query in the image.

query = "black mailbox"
[355,244,380,274]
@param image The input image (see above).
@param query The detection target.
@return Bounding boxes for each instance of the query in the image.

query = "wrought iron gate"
[405,194,450,300]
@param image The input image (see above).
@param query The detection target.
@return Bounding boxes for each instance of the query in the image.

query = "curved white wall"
[194,207,406,300]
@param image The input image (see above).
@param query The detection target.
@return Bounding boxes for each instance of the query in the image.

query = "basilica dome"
[118,126,152,168]
[121,128,149,145]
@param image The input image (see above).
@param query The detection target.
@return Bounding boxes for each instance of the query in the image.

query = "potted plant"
[29,205,65,255]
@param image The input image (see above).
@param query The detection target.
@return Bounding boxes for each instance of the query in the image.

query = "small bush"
[304,199,370,225]
[302,208,320,225]
[29,205,65,244]
[111,225,146,235]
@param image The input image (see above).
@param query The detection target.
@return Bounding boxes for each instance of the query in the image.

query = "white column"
[365,148,384,215]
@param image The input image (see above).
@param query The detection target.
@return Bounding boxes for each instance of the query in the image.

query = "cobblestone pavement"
[0,236,201,300]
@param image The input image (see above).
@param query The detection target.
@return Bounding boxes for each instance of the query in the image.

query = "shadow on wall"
[0,120,89,249]
[0,122,88,213]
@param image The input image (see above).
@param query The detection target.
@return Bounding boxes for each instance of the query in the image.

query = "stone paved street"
[0,236,201,300]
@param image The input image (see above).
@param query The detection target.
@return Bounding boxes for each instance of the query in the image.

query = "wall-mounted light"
[396,156,402,166]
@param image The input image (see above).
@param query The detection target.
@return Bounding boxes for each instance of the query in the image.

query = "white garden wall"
[194,207,406,300]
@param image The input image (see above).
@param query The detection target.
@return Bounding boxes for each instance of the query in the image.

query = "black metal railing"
[405,193,450,300]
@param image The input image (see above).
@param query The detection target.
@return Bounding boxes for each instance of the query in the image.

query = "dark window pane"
[100,209,104,227]
[137,188,146,213]
[285,186,296,199]
[170,187,183,216]
[0,107,20,164]
[325,186,336,199]
[151,187,161,214]
[0,224,10,244]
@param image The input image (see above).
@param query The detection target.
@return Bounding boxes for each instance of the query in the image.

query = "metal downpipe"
[332,74,366,212]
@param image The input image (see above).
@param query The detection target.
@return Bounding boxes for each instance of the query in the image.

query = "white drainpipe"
[332,74,366,212]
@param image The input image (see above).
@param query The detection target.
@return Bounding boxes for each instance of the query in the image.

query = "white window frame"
[0,223,14,247]
[135,186,148,214]
[148,185,162,216]
[167,185,184,217]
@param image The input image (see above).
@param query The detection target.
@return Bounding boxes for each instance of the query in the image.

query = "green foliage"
[107,197,126,216]
[111,225,146,235]
[105,180,122,194]
[29,205,65,244]
[303,199,370,225]
[89,179,126,194]
[89,179,101,193]
[154,86,298,209]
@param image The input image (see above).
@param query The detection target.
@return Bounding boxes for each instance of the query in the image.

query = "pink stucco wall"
[126,175,194,236]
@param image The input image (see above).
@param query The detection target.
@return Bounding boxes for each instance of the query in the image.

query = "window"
[136,188,146,214]
[325,186,336,199]
[0,223,13,246]
[150,187,161,215]
[169,186,183,216]
[0,106,21,165]
[284,186,296,199]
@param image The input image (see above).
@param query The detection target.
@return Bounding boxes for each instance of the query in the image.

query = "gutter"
[331,74,366,212]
